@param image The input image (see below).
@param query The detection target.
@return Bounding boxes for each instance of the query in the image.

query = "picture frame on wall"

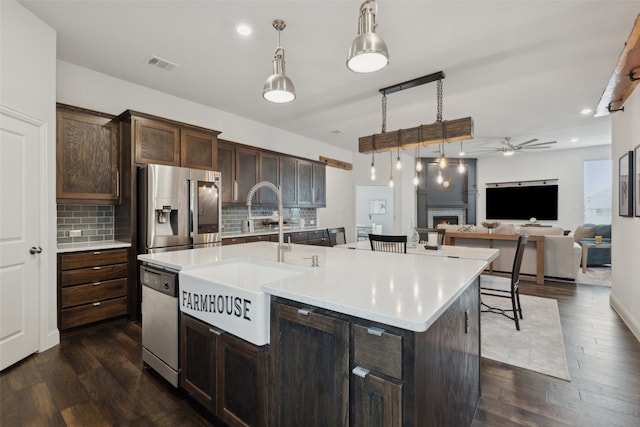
[635,145,640,217]
[619,151,633,217]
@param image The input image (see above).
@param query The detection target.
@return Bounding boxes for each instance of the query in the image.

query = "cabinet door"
[56,110,119,203]
[271,302,349,427]
[258,152,279,205]
[181,129,217,170]
[219,334,268,427]
[279,157,297,206]
[134,117,180,166]
[236,147,259,205]
[297,159,313,205]
[217,140,236,203]
[181,313,219,411]
[312,163,326,207]
[352,371,402,427]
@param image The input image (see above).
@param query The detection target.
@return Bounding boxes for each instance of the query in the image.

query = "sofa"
[437,224,582,280]
[573,223,611,266]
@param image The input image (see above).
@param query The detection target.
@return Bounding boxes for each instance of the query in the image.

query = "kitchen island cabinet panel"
[271,301,350,427]
[180,313,219,411]
[219,334,268,427]
[352,371,402,427]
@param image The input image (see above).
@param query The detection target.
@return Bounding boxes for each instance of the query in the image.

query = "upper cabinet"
[119,111,220,171]
[217,140,260,205]
[56,104,120,204]
[280,157,327,208]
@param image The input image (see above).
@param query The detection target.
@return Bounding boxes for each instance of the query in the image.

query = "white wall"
[477,145,611,232]
[1,0,59,351]
[317,167,355,242]
[610,88,640,342]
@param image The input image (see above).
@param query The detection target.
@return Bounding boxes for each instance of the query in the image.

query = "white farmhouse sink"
[179,258,310,345]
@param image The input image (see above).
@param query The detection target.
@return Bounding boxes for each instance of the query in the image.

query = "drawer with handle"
[60,249,128,270]
[60,296,127,330]
[61,263,128,287]
[353,324,403,379]
[61,278,127,308]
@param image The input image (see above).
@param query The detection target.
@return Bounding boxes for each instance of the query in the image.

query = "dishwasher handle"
[140,265,178,296]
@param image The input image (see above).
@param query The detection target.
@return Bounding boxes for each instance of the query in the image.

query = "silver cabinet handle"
[233,180,238,201]
[352,366,370,378]
[93,282,102,286]
[29,246,42,254]
[297,307,315,316]
[209,328,222,336]
[367,326,385,336]
[116,169,120,198]
[93,302,101,307]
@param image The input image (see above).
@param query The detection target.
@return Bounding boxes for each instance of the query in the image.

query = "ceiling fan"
[468,137,557,156]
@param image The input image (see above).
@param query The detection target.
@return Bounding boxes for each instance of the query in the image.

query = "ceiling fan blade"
[521,146,552,150]
[522,141,556,148]
[514,138,538,147]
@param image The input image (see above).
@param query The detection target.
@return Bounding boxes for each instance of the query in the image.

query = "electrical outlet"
[69,230,82,237]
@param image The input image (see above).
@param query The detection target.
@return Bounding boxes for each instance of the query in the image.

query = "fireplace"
[434,216,459,225]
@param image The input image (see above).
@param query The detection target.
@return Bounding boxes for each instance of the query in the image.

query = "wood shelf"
[595,14,640,116]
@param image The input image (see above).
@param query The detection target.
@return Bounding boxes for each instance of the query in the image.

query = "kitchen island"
[138,242,489,426]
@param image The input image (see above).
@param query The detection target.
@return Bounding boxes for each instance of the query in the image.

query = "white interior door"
[0,109,42,370]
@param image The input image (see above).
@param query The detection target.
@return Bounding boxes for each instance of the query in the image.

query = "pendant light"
[458,160,466,174]
[347,0,389,73]
[415,126,423,172]
[395,129,402,170]
[370,134,376,181]
[388,152,394,188]
[263,19,295,103]
[438,142,447,169]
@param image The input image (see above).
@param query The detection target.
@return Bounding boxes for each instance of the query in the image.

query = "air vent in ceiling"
[147,55,179,71]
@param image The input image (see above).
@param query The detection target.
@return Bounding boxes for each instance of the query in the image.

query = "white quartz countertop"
[57,240,131,253]
[337,240,499,262]
[138,242,488,332]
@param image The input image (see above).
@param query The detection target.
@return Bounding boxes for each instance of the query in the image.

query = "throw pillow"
[573,226,595,242]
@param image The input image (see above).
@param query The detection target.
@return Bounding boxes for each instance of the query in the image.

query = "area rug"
[481,294,571,381]
[575,266,611,286]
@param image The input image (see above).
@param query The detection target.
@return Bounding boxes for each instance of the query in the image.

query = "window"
[583,160,612,224]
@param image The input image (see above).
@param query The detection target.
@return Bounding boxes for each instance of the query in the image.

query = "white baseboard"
[40,328,60,352]
[609,294,640,343]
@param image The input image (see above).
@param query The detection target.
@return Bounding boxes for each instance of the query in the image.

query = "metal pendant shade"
[347,0,389,73]
[263,20,295,103]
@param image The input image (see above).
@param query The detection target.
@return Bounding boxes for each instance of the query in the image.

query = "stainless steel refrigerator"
[138,164,222,253]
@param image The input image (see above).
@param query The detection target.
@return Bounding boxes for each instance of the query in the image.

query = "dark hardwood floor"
[2,280,639,426]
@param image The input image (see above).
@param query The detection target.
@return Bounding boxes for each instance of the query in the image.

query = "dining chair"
[326,227,347,247]
[368,234,407,253]
[480,234,528,330]
[415,228,446,246]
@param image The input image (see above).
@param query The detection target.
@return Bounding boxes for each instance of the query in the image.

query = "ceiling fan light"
[503,149,514,156]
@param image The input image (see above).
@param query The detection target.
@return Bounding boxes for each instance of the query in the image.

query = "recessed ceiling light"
[236,24,253,36]
[571,137,579,143]
[580,108,593,115]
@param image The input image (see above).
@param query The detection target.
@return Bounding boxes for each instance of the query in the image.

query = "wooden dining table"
[336,240,499,263]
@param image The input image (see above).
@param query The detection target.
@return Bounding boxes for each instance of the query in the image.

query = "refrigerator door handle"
[189,179,197,239]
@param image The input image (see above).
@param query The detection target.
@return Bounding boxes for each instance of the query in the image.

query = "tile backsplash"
[57,205,114,244]
[222,206,317,234]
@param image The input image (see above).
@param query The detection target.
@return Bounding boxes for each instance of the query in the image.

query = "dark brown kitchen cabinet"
[351,324,403,426]
[236,146,259,204]
[181,313,269,427]
[56,105,120,204]
[119,110,220,170]
[270,300,350,426]
[258,151,279,205]
[57,248,129,330]
[222,237,248,245]
[217,139,236,203]
[312,162,326,207]
[216,140,259,204]
[181,313,220,411]
[280,157,326,207]
[219,334,269,427]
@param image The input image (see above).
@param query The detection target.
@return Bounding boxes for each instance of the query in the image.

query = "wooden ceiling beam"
[595,14,640,117]
[358,117,474,154]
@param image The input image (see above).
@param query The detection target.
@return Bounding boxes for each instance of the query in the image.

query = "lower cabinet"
[270,301,350,426]
[57,248,129,330]
[180,313,268,427]
[352,371,402,427]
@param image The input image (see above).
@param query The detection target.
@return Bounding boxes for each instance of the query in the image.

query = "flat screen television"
[485,184,558,220]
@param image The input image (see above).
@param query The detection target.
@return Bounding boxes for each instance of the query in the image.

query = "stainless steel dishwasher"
[141,264,180,387]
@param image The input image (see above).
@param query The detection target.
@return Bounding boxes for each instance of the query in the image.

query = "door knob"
[29,246,43,254]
